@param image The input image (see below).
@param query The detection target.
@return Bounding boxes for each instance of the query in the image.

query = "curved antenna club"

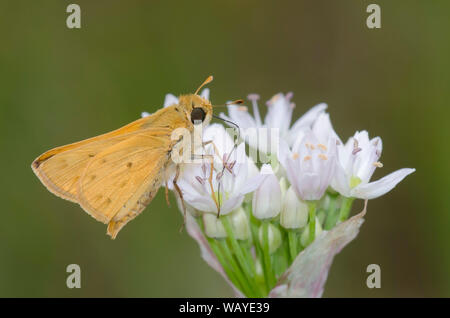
[195,75,214,95]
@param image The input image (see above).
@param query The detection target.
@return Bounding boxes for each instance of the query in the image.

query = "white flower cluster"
[144,90,415,298]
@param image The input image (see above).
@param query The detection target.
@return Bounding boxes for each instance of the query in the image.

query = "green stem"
[324,195,338,230]
[288,230,298,263]
[217,239,254,297]
[221,216,261,297]
[308,201,317,245]
[207,238,243,292]
[262,221,277,289]
[338,196,355,222]
[248,213,268,296]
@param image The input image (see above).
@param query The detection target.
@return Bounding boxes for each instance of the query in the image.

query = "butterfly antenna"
[212,113,241,218]
[195,75,214,95]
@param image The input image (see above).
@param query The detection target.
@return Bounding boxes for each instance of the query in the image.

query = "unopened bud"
[252,165,282,220]
[280,186,308,229]
[230,207,250,240]
[258,223,282,254]
[300,217,323,247]
[203,213,227,239]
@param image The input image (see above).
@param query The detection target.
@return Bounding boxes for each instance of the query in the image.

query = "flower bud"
[280,186,308,229]
[300,217,323,247]
[244,158,260,203]
[230,207,251,240]
[203,213,227,239]
[252,165,282,219]
[258,223,282,254]
[255,258,265,285]
[279,177,288,198]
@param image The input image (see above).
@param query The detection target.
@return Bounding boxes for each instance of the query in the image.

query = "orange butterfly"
[32,76,239,239]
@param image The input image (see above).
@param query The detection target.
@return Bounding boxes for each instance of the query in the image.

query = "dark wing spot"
[90,175,96,181]
[33,160,41,168]
[105,198,112,204]
[127,162,132,168]
[88,153,95,157]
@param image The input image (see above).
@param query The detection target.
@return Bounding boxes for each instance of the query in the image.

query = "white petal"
[265,93,293,136]
[141,111,151,118]
[312,113,342,145]
[164,93,179,107]
[351,168,415,199]
[239,173,266,194]
[288,103,327,145]
[331,162,351,197]
[222,105,257,130]
[220,195,245,215]
[200,88,210,100]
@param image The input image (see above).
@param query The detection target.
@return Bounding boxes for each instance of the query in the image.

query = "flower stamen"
[318,154,328,161]
[317,143,327,151]
[196,176,205,185]
[373,161,383,168]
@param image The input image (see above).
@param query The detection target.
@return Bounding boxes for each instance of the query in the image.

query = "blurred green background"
[0,0,448,297]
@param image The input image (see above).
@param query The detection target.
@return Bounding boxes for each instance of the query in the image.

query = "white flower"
[331,130,415,199]
[279,129,337,201]
[175,124,264,215]
[141,88,210,118]
[219,93,327,154]
[252,165,282,219]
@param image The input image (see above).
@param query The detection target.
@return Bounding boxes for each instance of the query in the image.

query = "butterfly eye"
[191,107,206,124]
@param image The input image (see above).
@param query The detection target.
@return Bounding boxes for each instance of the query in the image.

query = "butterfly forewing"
[77,132,172,231]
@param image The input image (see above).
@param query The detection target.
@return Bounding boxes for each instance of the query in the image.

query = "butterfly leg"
[164,168,170,207]
[172,164,187,232]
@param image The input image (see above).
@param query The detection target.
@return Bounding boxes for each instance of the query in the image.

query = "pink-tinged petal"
[351,168,416,199]
[185,213,244,297]
[269,201,368,298]
[164,93,179,107]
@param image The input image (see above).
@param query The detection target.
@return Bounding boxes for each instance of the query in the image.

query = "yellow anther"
[373,161,383,168]
[318,154,328,160]
[238,106,248,111]
[303,155,312,161]
[305,143,315,150]
[317,144,327,151]
[292,153,299,160]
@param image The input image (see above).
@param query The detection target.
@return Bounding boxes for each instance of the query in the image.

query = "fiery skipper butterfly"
[32,76,239,239]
